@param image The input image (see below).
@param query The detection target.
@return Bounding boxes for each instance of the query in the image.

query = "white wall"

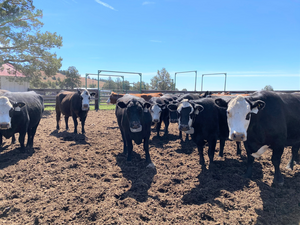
[0,77,29,92]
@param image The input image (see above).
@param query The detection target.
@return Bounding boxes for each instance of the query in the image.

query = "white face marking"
[81,90,90,111]
[251,145,269,158]
[150,104,162,122]
[177,101,194,131]
[0,97,13,129]
[130,126,142,133]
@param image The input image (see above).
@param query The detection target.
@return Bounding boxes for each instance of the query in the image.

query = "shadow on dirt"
[0,146,35,170]
[150,133,180,148]
[50,130,91,146]
[115,151,157,203]
[42,110,53,118]
[182,159,263,205]
[255,170,300,224]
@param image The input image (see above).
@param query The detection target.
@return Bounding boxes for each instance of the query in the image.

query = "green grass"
[44,103,115,111]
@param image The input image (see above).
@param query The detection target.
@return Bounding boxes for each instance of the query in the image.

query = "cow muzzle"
[170,118,178,123]
[152,119,159,123]
[0,123,10,130]
[230,132,246,142]
[130,122,142,133]
[179,124,190,132]
[82,104,89,111]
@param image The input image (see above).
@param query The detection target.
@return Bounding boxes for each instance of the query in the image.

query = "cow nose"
[131,121,141,129]
[83,104,89,108]
[153,119,159,123]
[179,124,189,131]
[230,132,246,142]
[0,123,10,129]
[170,119,178,123]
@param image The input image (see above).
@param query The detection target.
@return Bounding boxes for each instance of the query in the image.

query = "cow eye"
[246,113,251,120]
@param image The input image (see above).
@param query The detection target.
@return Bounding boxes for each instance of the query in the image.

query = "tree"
[182,88,187,91]
[62,66,81,89]
[89,83,96,88]
[0,0,62,79]
[262,85,274,91]
[150,68,173,91]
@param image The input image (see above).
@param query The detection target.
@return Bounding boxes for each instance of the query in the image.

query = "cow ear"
[194,104,204,115]
[77,89,81,95]
[143,102,151,112]
[117,101,127,108]
[90,92,96,97]
[13,102,25,111]
[215,98,228,108]
[250,100,265,114]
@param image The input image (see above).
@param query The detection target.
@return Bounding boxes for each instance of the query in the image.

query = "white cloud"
[95,0,117,11]
[142,1,155,5]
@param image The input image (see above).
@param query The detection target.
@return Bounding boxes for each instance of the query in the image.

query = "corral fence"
[28,88,299,110]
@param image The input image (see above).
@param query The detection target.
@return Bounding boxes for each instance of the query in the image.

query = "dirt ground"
[0,110,300,225]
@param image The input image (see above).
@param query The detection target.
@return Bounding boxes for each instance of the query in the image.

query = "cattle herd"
[0,89,299,187]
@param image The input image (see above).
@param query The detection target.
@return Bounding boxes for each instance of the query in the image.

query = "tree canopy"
[62,66,81,89]
[150,68,173,91]
[0,0,62,79]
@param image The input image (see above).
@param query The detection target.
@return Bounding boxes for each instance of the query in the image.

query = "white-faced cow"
[115,95,154,168]
[56,89,95,134]
[215,91,300,185]
[0,91,44,151]
[148,96,170,136]
[176,98,241,167]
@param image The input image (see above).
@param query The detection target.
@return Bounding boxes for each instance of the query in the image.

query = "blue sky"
[34,0,300,91]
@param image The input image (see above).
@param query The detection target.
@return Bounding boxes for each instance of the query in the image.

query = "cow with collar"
[215,91,300,185]
[176,98,241,166]
[0,91,44,151]
[56,89,95,134]
[115,95,154,168]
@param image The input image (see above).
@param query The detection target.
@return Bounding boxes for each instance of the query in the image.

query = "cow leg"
[156,121,162,137]
[287,145,300,170]
[64,116,69,131]
[271,146,284,185]
[72,115,78,134]
[236,141,242,156]
[19,132,26,152]
[80,116,87,134]
[163,118,169,136]
[243,142,257,179]
[185,133,189,142]
[196,139,205,166]
[11,135,16,145]
[179,130,182,139]
[218,138,226,157]
[56,111,61,130]
[120,129,127,154]
[26,124,39,148]
[143,138,152,164]
[0,134,2,148]
[208,138,217,166]
[126,139,133,161]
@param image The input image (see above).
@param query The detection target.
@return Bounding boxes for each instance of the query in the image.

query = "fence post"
[95,89,99,111]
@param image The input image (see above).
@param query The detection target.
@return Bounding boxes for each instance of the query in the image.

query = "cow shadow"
[115,151,157,203]
[50,130,91,146]
[254,169,300,224]
[0,146,35,170]
[150,133,179,148]
[182,159,263,205]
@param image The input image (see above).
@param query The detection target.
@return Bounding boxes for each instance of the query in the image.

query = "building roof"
[0,64,26,77]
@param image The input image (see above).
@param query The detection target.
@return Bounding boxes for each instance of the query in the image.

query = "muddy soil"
[0,110,300,224]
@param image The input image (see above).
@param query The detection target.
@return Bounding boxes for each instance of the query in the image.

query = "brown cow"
[56,89,95,134]
[107,92,163,104]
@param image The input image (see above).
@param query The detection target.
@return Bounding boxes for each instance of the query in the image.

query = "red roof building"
[0,64,29,92]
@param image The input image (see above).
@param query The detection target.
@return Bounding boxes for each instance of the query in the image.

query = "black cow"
[215,91,300,185]
[149,96,170,136]
[56,89,95,134]
[176,93,201,102]
[0,91,44,151]
[177,98,241,166]
[115,95,154,168]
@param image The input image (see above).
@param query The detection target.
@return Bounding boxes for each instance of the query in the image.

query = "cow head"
[177,100,203,134]
[117,99,151,133]
[215,95,265,141]
[149,103,165,123]
[167,102,179,123]
[79,89,96,111]
[0,96,25,130]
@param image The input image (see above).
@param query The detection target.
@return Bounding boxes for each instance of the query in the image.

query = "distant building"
[0,64,29,92]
